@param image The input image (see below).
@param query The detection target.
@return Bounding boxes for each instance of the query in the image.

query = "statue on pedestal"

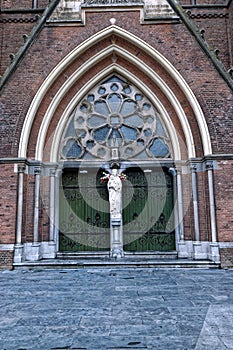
[107,168,122,218]
[100,163,126,259]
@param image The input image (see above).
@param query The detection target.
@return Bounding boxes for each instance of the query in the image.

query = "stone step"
[13,258,220,270]
[56,251,178,260]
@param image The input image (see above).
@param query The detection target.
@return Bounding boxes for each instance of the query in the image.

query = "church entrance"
[59,165,175,253]
[58,74,176,255]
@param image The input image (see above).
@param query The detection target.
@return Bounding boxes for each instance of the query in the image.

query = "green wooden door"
[59,169,110,252]
[122,167,175,251]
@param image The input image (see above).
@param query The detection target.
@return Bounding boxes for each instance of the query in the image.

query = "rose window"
[60,76,171,161]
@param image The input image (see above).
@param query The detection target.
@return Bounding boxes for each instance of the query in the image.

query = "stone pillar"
[168,167,179,246]
[191,164,200,242]
[110,216,123,259]
[176,167,184,241]
[191,163,203,259]
[28,167,41,261]
[49,168,56,242]
[176,166,189,258]
[206,161,220,263]
[42,167,57,259]
[14,164,26,263]
[54,169,62,252]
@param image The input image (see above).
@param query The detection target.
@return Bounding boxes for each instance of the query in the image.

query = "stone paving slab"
[0,268,233,349]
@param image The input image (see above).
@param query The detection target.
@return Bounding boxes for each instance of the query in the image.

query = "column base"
[24,242,41,261]
[177,241,190,258]
[208,243,220,263]
[13,244,24,263]
[193,241,209,260]
[40,241,56,259]
[110,247,124,259]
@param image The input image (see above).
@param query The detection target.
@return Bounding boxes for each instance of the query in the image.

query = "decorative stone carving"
[82,0,143,6]
[107,168,122,218]
[144,0,178,20]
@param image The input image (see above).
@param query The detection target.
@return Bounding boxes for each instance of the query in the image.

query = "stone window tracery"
[60,76,172,161]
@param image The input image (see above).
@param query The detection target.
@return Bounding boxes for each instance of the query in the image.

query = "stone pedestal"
[24,242,41,261]
[193,242,207,260]
[13,244,24,263]
[177,241,189,258]
[209,243,220,263]
[40,241,56,259]
[110,217,124,259]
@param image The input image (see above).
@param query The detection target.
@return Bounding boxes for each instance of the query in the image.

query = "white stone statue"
[107,168,122,217]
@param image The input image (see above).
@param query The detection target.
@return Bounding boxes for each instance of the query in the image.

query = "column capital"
[34,167,41,175]
[175,165,182,175]
[49,168,57,177]
[190,163,198,172]
[17,164,26,173]
[205,160,214,171]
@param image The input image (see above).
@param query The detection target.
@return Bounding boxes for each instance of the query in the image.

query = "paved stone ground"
[0,267,233,350]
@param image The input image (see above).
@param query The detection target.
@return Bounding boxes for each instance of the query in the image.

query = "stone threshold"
[57,251,178,260]
[13,258,220,269]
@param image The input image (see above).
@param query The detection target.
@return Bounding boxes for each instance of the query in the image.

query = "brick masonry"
[0,250,14,270]
[220,248,233,268]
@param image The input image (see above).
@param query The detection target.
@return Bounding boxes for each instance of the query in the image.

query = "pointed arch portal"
[58,75,176,252]
[17,25,214,257]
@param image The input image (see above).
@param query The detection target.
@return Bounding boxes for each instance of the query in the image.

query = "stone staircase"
[13,251,221,269]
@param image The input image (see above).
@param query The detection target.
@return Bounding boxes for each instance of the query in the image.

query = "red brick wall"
[189,8,230,69]
[0,250,14,270]
[229,0,233,67]
[197,170,210,241]
[220,248,233,268]
[0,16,37,76]
[0,164,17,244]
[214,160,233,242]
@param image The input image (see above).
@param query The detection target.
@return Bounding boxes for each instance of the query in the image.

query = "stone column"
[54,169,62,252]
[176,167,184,241]
[41,167,57,259]
[49,168,56,242]
[168,167,179,246]
[206,161,220,263]
[191,163,203,259]
[176,166,189,258]
[14,164,26,263]
[28,166,41,261]
[191,164,200,242]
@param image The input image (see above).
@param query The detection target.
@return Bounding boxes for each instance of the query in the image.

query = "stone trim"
[0,16,39,23]
[0,244,14,251]
[188,12,229,19]
[219,242,233,248]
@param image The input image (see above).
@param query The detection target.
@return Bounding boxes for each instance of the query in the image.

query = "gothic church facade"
[0,0,233,269]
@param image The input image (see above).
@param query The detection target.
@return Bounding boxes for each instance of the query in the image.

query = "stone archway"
[57,75,176,255]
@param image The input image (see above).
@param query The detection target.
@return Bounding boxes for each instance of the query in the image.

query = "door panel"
[59,167,175,252]
[59,169,110,252]
[122,167,175,251]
